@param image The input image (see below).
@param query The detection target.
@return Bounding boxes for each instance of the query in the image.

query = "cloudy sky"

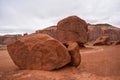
[0,0,120,35]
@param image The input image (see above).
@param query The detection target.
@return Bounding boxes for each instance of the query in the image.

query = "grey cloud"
[0,0,120,34]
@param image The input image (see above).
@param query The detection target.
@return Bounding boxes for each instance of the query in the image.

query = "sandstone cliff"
[88,24,120,42]
[0,34,22,45]
[36,26,57,39]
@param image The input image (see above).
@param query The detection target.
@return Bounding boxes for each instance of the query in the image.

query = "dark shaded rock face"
[7,33,71,71]
[57,16,88,45]
[66,42,81,67]
[36,26,57,39]
[112,40,120,45]
[23,33,28,36]
[0,34,22,45]
[88,24,120,42]
[93,36,110,46]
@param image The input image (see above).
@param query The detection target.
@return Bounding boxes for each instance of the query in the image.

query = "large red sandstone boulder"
[7,33,71,70]
[66,42,81,67]
[93,36,110,46]
[57,16,88,45]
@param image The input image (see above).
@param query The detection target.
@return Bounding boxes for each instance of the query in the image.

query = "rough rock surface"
[7,33,71,70]
[36,26,57,39]
[57,16,88,45]
[66,42,81,67]
[88,24,120,42]
[93,36,110,46]
[113,40,120,45]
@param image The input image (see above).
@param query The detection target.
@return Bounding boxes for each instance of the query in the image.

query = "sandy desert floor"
[0,45,120,80]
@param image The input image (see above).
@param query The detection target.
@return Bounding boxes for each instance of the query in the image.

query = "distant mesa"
[88,23,113,27]
[36,26,57,39]
[23,33,28,36]
[0,34,22,45]
[88,23,120,42]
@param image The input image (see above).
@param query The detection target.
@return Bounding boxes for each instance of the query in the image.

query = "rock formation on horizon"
[35,23,120,43]
[36,26,57,39]
[0,34,22,45]
[88,24,120,42]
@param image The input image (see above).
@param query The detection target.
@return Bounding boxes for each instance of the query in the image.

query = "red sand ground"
[0,45,120,80]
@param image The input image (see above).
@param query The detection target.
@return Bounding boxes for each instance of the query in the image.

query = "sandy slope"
[80,45,120,76]
[0,45,120,80]
[0,50,18,72]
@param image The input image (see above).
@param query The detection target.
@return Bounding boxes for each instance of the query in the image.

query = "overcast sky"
[0,0,120,35]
